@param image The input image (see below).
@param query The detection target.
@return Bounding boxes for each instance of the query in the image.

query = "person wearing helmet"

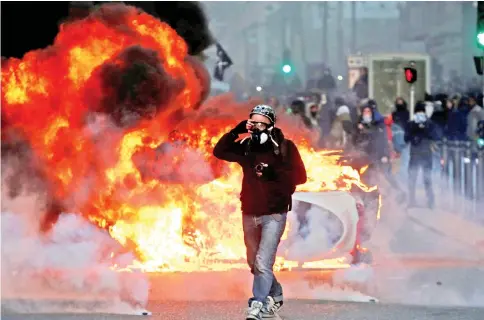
[213,104,307,320]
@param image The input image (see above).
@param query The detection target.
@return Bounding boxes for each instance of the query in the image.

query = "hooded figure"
[354,105,406,202]
[328,97,353,148]
[391,97,410,155]
[213,104,307,320]
[352,67,369,100]
[306,103,320,128]
[430,99,448,137]
[392,97,410,129]
[360,99,384,124]
[466,96,484,143]
[445,98,467,141]
[404,101,440,209]
[290,99,312,129]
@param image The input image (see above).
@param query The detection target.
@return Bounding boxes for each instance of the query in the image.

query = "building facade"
[399,1,478,81]
[205,1,477,92]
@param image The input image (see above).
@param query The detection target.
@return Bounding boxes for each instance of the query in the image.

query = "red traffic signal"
[404,67,417,84]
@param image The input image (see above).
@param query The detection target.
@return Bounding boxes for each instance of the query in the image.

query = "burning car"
[280,189,380,269]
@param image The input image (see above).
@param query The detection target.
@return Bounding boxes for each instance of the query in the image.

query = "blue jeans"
[398,145,410,182]
[243,213,287,304]
[408,155,434,206]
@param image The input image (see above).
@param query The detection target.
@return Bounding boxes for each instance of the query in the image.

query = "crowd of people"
[264,92,484,209]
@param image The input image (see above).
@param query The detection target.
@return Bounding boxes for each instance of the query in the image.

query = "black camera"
[254,163,267,174]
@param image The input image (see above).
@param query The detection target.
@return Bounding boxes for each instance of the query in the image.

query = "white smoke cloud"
[280,204,345,261]
[1,155,150,315]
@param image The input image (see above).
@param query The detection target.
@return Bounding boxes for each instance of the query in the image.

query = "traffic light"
[404,67,417,84]
[282,64,292,74]
[281,49,293,74]
[477,2,484,49]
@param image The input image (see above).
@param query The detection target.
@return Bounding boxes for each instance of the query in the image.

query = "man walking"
[213,105,307,320]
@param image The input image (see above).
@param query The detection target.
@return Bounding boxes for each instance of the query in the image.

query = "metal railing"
[438,140,484,215]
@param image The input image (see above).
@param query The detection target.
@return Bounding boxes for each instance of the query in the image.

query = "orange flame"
[1,4,376,272]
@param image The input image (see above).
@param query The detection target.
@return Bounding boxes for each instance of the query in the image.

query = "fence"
[438,140,484,215]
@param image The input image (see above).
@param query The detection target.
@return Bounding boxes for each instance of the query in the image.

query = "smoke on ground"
[1,154,149,314]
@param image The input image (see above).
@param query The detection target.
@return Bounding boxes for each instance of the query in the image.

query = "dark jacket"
[404,120,439,157]
[392,101,410,129]
[353,120,390,162]
[445,108,468,141]
[353,74,368,100]
[430,107,448,138]
[213,128,307,216]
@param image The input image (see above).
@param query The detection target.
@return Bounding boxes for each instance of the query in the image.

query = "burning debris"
[1,0,375,282]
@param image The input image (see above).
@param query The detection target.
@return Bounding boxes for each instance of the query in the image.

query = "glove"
[231,120,248,136]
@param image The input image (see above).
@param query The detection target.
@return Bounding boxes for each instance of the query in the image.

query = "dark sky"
[1,1,212,59]
[1,1,71,59]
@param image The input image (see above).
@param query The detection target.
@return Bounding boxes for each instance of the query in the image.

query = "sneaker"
[261,296,283,318]
[246,300,264,320]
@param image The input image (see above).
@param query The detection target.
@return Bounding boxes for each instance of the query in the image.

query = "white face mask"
[414,113,427,124]
[362,115,372,123]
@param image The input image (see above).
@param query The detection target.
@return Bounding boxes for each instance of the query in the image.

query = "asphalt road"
[2,300,484,320]
[3,192,484,320]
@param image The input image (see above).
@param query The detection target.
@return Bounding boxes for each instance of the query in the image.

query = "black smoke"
[1,1,215,232]
[1,1,213,59]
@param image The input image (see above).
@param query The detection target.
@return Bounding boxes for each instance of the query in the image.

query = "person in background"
[353,104,406,202]
[317,93,334,148]
[392,97,410,129]
[318,67,336,92]
[307,103,320,129]
[328,97,353,149]
[445,97,467,141]
[404,102,440,209]
[391,97,410,179]
[353,67,369,100]
[424,93,435,119]
[365,99,384,123]
[430,99,448,137]
[290,99,312,129]
[383,114,396,158]
[466,96,484,144]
